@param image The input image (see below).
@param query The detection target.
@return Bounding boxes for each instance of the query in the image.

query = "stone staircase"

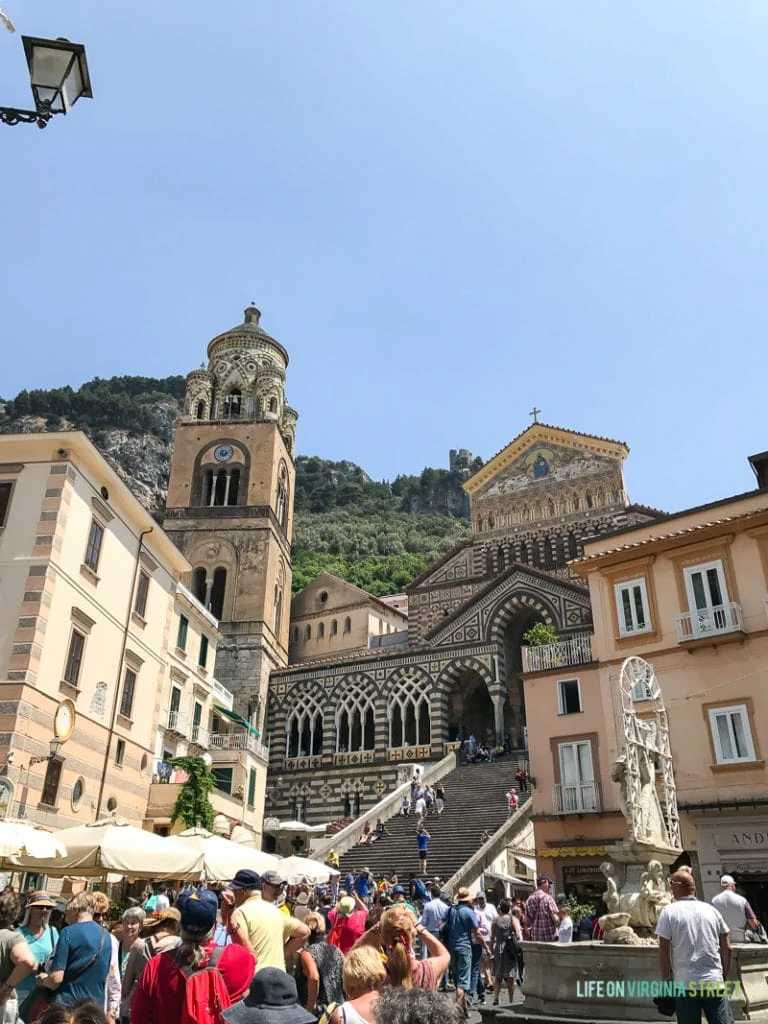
[337,758,530,883]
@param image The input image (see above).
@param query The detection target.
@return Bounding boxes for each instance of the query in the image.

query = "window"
[120,668,136,719]
[0,482,12,527]
[615,578,652,637]
[557,740,597,812]
[247,768,257,809]
[331,619,338,636]
[115,739,126,767]
[683,561,731,635]
[199,634,209,669]
[192,702,203,743]
[193,567,207,605]
[274,585,283,637]
[225,388,242,418]
[210,567,226,619]
[292,627,299,642]
[63,629,86,687]
[84,519,104,572]
[212,767,233,795]
[276,466,289,529]
[318,622,325,639]
[168,686,182,730]
[388,673,431,748]
[177,615,188,651]
[709,705,756,764]
[40,758,62,806]
[557,679,582,715]
[305,624,312,641]
[336,679,376,752]
[134,571,150,618]
[71,776,85,811]
[286,699,324,758]
[343,617,351,634]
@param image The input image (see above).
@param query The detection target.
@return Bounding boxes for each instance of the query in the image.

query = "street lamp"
[28,737,63,767]
[0,35,92,128]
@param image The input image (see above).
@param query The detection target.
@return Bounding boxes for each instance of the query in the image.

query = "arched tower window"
[203,467,242,507]
[210,567,226,620]
[331,619,338,636]
[519,541,529,565]
[318,622,325,639]
[269,397,278,413]
[305,624,312,640]
[532,540,542,568]
[343,617,352,634]
[273,584,283,637]
[192,567,207,605]
[276,465,289,530]
[544,537,555,569]
[286,698,324,758]
[336,679,376,753]
[195,400,206,421]
[224,388,242,419]
[497,546,506,571]
[388,673,431,748]
[555,535,566,565]
[292,626,299,642]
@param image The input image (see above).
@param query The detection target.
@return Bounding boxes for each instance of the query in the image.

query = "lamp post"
[28,737,63,767]
[0,35,92,128]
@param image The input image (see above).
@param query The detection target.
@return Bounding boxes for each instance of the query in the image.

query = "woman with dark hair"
[129,890,254,1023]
[0,889,35,1022]
[295,911,343,1016]
[39,1002,109,1024]
[490,898,520,1006]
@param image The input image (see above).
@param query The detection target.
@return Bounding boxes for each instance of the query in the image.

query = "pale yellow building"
[288,572,408,664]
[525,448,768,918]
[0,431,187,828]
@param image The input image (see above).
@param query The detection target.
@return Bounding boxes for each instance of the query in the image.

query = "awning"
[214,705,259,737]
[515,854,537,872]
[484,871,534,890]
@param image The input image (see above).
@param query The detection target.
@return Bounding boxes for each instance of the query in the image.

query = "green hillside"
[0,377,476,595]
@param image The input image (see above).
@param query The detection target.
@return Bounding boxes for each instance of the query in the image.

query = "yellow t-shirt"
[231,895,302,972]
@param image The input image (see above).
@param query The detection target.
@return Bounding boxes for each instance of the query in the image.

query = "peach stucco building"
[0,431,268,845]
[524,449,768,918]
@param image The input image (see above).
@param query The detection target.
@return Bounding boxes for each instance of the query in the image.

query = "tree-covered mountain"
[0,376,477,595]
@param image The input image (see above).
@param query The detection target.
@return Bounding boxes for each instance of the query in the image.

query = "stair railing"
[443,798,533,895]
[311,750,459,861]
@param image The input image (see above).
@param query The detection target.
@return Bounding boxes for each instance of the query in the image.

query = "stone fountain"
[512,657,768,1022]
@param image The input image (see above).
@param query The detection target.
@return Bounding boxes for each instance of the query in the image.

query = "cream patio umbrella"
[172,828,280,882]
[11,817,204,879]
[277,855,339,885]
[0,820,67,864]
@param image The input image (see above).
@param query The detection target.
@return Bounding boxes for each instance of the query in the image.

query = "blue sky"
[2,1,766,512]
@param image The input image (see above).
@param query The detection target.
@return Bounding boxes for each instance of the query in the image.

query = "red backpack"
[171,946,232,1024]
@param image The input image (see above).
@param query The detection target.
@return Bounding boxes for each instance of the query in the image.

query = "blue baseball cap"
[180,890,219,937]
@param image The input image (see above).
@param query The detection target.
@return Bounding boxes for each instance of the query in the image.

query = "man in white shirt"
[656,870,733,1024]
[711,875,758,944]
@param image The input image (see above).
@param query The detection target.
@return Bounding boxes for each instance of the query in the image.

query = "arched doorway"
[447,668,495,747]
[501,608,545,749]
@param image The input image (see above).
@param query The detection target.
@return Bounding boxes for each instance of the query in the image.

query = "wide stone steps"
[337,758,529,883]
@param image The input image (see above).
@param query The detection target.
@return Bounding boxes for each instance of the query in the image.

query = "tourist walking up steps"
[656,870,733,1024]
[711,875,758,945]
[417,827,431,874]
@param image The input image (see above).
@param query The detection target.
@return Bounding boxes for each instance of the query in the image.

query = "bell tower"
[164,307,298,729]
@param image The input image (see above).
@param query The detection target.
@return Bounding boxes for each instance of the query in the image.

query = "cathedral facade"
[162,310,661,827]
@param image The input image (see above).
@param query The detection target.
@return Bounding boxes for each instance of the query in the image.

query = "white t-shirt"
[558,916,573,943]
[711,889,755,944]
[656,899,729,983]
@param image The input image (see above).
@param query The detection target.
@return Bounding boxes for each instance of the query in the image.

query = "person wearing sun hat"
[326,894,368,954]
[445,888,487,1018]
[221,967,316,1024]
[129,889,255,1023]
[121,907,181,1022]
[16,892,58,1005]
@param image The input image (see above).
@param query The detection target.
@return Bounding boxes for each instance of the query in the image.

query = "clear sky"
[2,1,766,512]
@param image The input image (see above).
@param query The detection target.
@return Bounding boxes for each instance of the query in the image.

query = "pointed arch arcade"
[334,674,377,753]
[386,667,433,749]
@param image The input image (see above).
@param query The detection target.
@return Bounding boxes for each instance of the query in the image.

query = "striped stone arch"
[486,590,560,647]
[328,671,380,703]
[435,656,494,693]
[384,664,434,696]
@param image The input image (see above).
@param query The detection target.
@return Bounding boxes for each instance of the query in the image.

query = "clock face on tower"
[54,699,76,742]
[214,445,234,462]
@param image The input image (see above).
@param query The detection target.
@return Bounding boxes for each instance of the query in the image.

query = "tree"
[522,622,559,647]
[168,756,215,830]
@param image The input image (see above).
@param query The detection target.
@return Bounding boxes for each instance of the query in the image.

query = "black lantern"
[1,35,92,128]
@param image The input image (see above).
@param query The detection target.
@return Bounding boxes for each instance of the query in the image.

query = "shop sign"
[717,831,768,850]
[563,865,605,876]
[723,862,768,874]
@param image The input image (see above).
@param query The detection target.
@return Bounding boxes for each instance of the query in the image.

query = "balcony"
[212,678,234,712]
[166,710,190,735]
[676,602,745,643]
[209,729,270,763]
[190,724,209,748]
[522,634,594,673]
[553,780,601,814]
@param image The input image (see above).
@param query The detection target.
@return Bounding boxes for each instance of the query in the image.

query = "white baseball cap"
[720,874,736,887]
